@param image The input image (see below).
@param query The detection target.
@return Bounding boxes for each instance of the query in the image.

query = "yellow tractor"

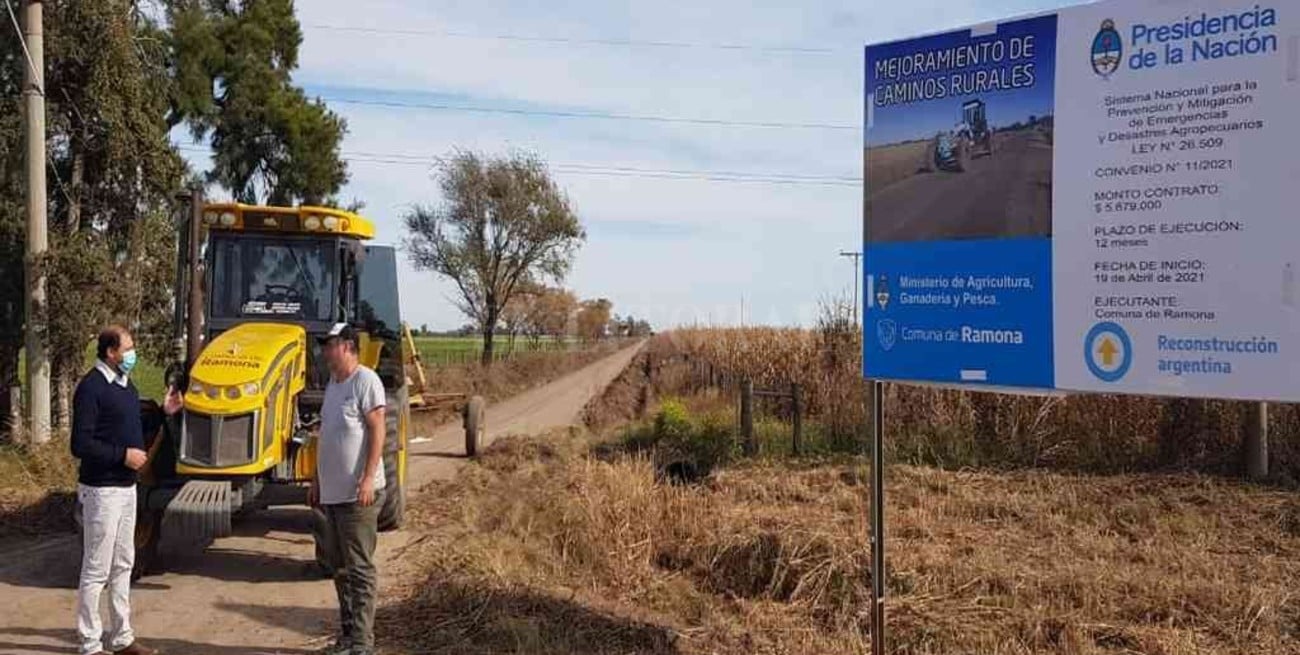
[115,195,483,578]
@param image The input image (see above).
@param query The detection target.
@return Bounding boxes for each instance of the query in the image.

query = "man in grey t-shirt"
[310,323,386,655]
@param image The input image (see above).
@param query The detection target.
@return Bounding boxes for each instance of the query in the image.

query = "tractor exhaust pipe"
[185,188,204,368]
[168,188,205,390]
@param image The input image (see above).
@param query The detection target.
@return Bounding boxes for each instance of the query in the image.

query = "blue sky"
[179,0,1082,330]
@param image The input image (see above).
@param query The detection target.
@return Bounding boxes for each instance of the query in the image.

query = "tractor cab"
[962,99,988,135]
[198,204,404,397]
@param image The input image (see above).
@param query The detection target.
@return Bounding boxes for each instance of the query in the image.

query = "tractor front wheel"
[377,449,405,532]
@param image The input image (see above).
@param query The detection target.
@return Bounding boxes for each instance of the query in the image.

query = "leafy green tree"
[404,151,585,365]
[163,0,348,205]
[0,21,25,425]
[1,1,184,433]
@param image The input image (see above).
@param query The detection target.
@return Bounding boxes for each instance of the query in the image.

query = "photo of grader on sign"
[75,196,485,579]
[921,98,996,173]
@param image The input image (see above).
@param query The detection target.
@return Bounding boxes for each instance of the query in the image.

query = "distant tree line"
[412,290,653,345]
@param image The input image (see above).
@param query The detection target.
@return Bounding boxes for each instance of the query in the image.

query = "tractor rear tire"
[311,507,335,579]
[464,395,486,457]
[378,450,405,532]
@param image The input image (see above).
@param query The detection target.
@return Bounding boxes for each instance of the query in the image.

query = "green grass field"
[412,335,575,367]
[19,344,167,404]
[15,335,575,419]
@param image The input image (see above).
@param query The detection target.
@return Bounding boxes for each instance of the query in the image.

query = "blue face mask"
[120,349,138,374]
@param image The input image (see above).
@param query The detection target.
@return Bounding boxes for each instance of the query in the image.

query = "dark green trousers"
[324,490,384,654]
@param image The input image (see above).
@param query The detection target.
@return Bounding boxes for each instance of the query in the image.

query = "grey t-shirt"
[318,366,387,505]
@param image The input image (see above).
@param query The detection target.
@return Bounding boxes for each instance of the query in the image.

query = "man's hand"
[357,475,375,507]
[308,479,320,508]
[162,387,184,416]
[124,448,148,471]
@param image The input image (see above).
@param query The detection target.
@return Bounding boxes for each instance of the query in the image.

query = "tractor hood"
[185,323,307,415]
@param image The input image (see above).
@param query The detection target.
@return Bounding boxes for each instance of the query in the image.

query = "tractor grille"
[182,411,258,468]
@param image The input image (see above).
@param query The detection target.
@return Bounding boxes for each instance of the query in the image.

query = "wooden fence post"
[1245,402,1269,481]
[791,382,803,456]
[740,379,755,456]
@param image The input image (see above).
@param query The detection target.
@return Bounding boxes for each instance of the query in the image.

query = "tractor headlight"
[322,215,339,230]
[304,215,322,230]
[224,386,241,400]
[202,211,219,225]
[189,381,205,396]
[241,382,260,396]
[219,212,237,227]
[205,385,220,400]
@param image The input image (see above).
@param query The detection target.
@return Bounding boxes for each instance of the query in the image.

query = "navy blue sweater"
[70,367,161,487]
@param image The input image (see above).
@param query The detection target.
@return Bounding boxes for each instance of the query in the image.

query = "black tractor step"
[162,480,233,541]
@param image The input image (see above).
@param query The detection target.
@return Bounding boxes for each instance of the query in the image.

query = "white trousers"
[76,484,137,655]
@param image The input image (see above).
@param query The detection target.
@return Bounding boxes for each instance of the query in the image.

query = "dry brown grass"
[0,442,77,543]
[866,141,929,193]
[379,430,1300,654]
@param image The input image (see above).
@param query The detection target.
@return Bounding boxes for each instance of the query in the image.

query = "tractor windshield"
[209,234,338,322]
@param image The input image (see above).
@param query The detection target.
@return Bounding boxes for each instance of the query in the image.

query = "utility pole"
[839,250,862,324]
[22,0,50,444]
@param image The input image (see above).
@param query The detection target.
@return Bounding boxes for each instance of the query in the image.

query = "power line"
[175,145,862,187]
[301,22,844,55]
[317,96,858,131]
[343,149,861,181]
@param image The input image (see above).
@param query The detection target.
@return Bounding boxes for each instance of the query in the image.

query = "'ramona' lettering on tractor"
[198,357,263,369]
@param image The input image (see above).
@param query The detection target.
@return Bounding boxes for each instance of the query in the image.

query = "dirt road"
[0,343,643,655]
[866,128,1053,243]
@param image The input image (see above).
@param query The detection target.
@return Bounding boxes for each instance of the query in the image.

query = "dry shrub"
[887,465,1300,655]
[0,442,77,541]
[383,431,870,654]
[382,433,1300,654]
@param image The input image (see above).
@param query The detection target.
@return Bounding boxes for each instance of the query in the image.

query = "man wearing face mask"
[71,325,182,655]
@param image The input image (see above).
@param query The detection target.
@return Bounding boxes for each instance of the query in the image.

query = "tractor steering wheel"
[262,284,303,300]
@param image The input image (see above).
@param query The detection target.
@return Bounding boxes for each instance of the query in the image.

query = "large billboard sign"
[862,0,1299,402]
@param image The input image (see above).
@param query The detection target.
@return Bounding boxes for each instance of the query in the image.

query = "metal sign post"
[869,379,886,655]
